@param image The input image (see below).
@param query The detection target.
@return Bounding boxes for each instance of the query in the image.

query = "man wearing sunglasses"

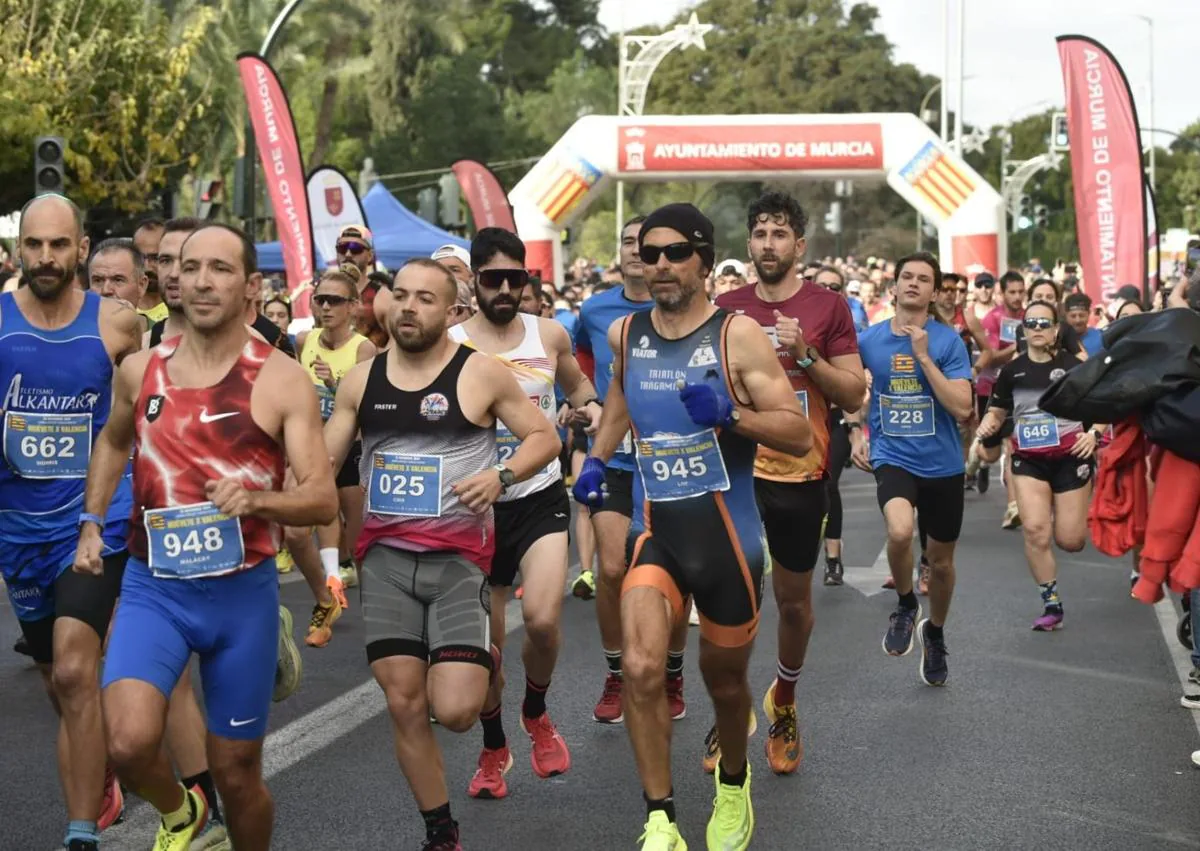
[336,225,390,350]
[575,202,811,851]
[715,191,864,777]
[446,228,601,797]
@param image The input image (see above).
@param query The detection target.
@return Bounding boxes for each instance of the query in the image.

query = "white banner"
[306,166,368,265]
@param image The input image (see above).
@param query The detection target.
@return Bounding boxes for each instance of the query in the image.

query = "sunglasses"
[974,280,992,288]
[956,286,968,293]
[336,242,368,255]
[1022,317,1056,330]
[313,294,352,308]
[477,268,530,290]
[639,242,701,265]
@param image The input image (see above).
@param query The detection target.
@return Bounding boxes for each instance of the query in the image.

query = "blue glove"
[572,456,607,509]
[679,382,736,429]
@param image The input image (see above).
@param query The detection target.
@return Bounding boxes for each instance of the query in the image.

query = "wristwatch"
[494,464,516,493]
[796,346,819,369]
[1090,427,1104,441]
[727,409,741,429]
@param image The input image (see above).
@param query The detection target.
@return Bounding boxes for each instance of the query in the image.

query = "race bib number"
[3,411,91,479]
[1016,414,1060,450]
[367,452,442,517]
[636,429,730,502]
[145,502,245,579]
[496,426,520,464]
[316,385,336,421]
[795,390,809,418]
[1000,317,1020,344]
[879,395,935,438]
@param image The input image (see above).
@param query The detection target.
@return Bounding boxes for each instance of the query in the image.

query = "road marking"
[103,571,575,849]
[1152,595,1200,743]
[842,540,897,597]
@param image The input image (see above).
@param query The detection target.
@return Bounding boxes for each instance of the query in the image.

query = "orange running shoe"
[467,746,513,799]
[97,764,124,831]
[521,711,571,778]
[762,681,802,775]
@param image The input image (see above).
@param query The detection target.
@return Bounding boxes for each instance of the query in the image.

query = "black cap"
[1115,284,1142,303]
[639,203,716,272]
[974,271,995,288]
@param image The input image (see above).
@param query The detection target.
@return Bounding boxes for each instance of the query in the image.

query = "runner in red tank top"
[74,223,337,851]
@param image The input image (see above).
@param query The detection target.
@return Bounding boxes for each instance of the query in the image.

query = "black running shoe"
[421,828,461,851]
[977,466,990,494]
[67,841,98,851]
[823,558,844,586]
[882,602,922,656]
[1179,612,1194,651]
[13,635,31,658]
[917,618,949,686]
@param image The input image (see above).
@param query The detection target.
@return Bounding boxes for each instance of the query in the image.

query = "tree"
[0,0,219,212]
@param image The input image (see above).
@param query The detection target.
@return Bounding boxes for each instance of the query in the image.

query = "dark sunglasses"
[975,280,993,288]
[956,286,968,293]
[827,284,843,292]
[639,242,700,265]
[336,242,368,255]
[313,294,352,308]
[1022,317,1056,330]
[477,268,530,290]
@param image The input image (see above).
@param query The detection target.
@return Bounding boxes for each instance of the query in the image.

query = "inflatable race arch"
[509,114,1005,282]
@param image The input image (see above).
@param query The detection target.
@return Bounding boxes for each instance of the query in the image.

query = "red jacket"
[1089,419,1148,560]
[1135,449,1200,603]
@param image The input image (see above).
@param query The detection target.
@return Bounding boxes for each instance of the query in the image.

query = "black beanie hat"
[639,203,716,273]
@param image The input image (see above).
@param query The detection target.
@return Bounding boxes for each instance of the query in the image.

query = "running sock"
[181,771,222,823]
[161,784,196,831]
[522,677,549,719]
[1039,580,1062,610]
[718,760,748,788]
[644,790,677,823]
[480,705,506,750]
[774,662,802,706]
[319,547,340,580]
[926,621,945,642]
[604,648,623,678]
[420,802,456,841]
[666,650,685,679]
[898,590,919,610]
[64,820,99,845]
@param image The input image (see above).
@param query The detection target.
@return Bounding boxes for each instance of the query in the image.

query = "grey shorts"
[361,545,493,668]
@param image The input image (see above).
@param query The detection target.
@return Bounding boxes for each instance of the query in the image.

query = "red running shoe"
[98,765,124,830]
[666,674,686,720]
[521,712,571,778]
[467,746,512,799]
[592,673,623,724]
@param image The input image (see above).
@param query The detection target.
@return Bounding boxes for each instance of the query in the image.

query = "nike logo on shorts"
[229,717,259,727]
[554,513,567,518]
[199,409,239,424]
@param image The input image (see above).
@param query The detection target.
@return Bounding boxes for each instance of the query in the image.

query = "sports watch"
[796,346,819,369]
[494,464,516,493]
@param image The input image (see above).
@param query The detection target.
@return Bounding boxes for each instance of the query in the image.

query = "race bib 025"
[367,452,443,517]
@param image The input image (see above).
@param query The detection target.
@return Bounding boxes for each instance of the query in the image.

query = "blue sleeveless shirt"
[0,291,132,582]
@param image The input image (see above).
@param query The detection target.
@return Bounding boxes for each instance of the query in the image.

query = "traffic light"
[34,136,66,196]
[1051,113,1070,150]
[438,172,462,227]
[197,178,224,220]
[823,201,842,235]
[1034,204,1050,229]
[417,187,439,224]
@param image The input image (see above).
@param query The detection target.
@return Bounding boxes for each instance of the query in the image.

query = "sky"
[596,0,1196,140]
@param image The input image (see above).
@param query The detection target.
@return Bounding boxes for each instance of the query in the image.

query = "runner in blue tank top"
[573,204,811,851]
[846,251,974,689]
[0,194,142,850]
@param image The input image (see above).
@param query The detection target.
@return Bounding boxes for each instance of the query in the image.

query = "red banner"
[238,53,314,307]
[1056,36,1146,304]
[617,123,883,173]
[451,160,516,231]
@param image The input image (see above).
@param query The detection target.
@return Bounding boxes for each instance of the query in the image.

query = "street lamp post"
[1136,15,1156,191]
[615,12,712,252]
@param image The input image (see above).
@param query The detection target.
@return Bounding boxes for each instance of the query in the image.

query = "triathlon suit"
[449,314,570,587]
[976,303,1020,419]
[354,347,495,668]
[301,329,368,488]
[0,291,131,664]
[716,283,858,573]
[575,286,654,518]
[621,309,766,648]
[858,318,973,544]
[989,350,1094,493]
[103,336,285,740]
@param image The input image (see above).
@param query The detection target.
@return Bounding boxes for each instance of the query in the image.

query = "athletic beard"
[478,294,519,325]
[21,263,75,301]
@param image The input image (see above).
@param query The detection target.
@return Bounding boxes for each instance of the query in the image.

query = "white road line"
[842,541,893,598]
[103,572,574,849]
[1152,595,1200,742]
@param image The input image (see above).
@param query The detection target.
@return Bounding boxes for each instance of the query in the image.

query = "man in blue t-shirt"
[573,215,692,725]
[846,252,974,688]
[1064,292,1103,357]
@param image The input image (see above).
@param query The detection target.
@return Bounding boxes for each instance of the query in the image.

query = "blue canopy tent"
[255,183,468,274]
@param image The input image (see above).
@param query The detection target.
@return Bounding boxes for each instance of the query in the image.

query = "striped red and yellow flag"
[900,142,975,221]
[529,154,602,224]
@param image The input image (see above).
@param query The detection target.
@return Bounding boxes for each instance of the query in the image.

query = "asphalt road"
[4,471,1200,850]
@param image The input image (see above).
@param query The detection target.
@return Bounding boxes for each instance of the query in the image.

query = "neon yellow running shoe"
[153,786,208,851]
[572,568,595,600]
[706,761,754,851]
[273,605,302,702]
[276,548,295,574]
[639,810,687,850]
